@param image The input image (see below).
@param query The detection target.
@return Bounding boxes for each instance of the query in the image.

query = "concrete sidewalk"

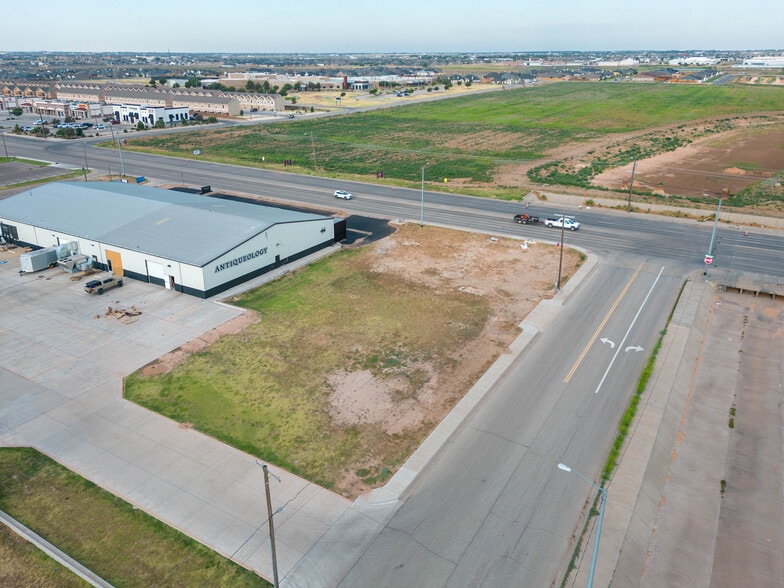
[0,245,351,582]
[1,240,599,586]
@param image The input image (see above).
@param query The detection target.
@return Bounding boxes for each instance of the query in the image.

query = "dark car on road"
[514,213,540,224]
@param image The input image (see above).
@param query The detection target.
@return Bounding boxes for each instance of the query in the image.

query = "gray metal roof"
[0,182,329,267]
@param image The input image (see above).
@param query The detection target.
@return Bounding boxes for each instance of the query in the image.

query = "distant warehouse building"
[0,183,337,298]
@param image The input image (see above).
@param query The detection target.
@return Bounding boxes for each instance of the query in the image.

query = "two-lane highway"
[4,134,784,278]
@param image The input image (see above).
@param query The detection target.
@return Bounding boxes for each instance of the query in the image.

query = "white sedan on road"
[334,190,353,200]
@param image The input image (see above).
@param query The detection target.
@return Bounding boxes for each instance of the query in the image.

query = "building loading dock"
[0,182,337,298]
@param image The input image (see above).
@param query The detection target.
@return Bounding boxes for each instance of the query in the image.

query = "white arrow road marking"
[625,345,644,352]
[600,338,615,348]
[595,266,665,394]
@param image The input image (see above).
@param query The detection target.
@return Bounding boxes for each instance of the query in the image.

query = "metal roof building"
[0,182,336,298]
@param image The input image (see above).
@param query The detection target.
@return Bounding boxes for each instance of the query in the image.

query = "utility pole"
[82,144,89,182]
[310,131,317,172]
[262,464,280,588]
[420,162,430,227]
[1,131,8,158]
[109,123,125,177]
[627,159,637,212]
[38,106,47,141]
[556,213,565,291]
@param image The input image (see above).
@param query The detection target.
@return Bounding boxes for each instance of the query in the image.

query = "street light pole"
[707,197,722,258]
[420,162,429,227]
[109,123,125,177]
[558,463,607,588]
[702,193,723,275]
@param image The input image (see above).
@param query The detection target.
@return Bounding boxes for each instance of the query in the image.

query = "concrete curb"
[0,509,114,587]
[282,251,600,587]
[375,251,598,505]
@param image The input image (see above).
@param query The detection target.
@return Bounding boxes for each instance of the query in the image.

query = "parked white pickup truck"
[544,217,581,231]
[84,275,123,295]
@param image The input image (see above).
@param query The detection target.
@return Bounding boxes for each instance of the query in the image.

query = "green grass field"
[0,448,268,587]
[125,82,784,197]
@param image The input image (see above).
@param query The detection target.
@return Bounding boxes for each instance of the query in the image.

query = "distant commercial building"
[221,92,285,112]
[668,57,720,66]
[0,80,54,112]
[740,56,784,68]
[115,103,190,126]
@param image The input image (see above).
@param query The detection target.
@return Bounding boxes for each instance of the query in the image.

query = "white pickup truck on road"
[544,217,581,230]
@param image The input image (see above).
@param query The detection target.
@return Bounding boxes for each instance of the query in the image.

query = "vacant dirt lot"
[492,113,784,218]
[595,123,784,199]
[328,226,575,438]
[143,223,581,496]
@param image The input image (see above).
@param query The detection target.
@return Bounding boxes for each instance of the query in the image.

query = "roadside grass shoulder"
[0,448,268,587]
[0,523,88,587]
[0,157,48,166]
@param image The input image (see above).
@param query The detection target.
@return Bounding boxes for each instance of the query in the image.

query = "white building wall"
[10,222,42,246]
[270,220,333,259]
[202,231,273,291]
[116,103,189,125]
[1,215,335,297]
[201,219,334,291]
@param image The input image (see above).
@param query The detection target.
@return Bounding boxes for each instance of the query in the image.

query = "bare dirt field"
[329,226,572,436]
[595,124,784,199]
[492,113,784,217]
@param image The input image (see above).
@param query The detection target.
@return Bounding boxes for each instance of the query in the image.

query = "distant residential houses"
[631,69,718,83]
[0,62,732,121]
[0,80,283,121]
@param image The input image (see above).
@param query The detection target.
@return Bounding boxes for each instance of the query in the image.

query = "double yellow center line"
[564,263,643,383]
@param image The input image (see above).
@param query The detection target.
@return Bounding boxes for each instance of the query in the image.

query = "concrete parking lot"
[0,246,351,581]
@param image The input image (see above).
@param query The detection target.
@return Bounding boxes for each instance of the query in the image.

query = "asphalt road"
[4,134,784,586]
[3,133,783,279]
[338,260,684,587]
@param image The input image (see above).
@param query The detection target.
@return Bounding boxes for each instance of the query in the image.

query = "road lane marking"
[564,263,643,383]
[594,266,665,394]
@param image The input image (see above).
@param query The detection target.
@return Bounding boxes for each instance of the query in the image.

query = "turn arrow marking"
[625,345,644,352]
[600,338,615,349]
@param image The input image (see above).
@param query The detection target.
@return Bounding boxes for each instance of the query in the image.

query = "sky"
[5,0,784,54]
